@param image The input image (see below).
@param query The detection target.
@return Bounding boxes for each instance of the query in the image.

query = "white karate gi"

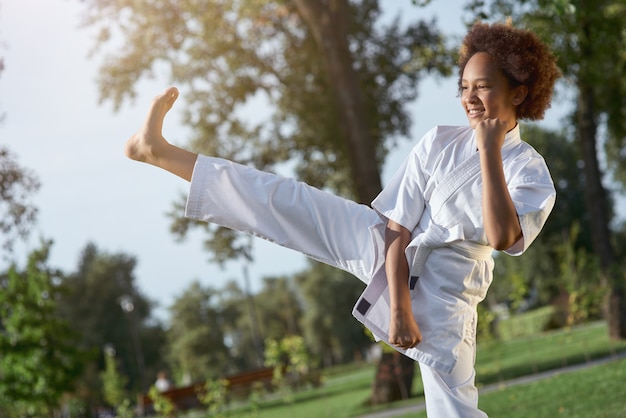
[184,124,556,417]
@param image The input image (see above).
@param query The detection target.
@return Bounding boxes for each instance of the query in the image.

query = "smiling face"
[460,52,524,131]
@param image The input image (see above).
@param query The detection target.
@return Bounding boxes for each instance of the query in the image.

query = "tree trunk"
[294,0,415,400]
[607,274,626,339]
[577,16,626,339]
[294,0,382,204]
[369,351,415,405]
[577,83,626,339]
[576,84,614,272]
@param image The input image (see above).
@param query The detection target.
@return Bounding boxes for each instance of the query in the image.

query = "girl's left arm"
[477,119,522,250]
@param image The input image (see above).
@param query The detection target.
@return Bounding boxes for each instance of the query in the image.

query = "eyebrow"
[461,77,493,83]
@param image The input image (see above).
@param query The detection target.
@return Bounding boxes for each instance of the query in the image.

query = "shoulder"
[504,140,552,185]
[416,125,473,154]
[423,125,473,141]
[508,138,547,165]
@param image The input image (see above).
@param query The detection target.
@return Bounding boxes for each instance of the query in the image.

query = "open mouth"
[467,108,485,117]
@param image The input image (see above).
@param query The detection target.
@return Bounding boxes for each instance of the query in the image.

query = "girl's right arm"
[385,219,422,349]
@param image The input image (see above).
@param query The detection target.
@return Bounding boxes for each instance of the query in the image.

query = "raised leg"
[185,155,384,283]
[127,88,384,284]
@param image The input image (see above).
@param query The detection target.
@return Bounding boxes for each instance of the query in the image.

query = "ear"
[512,85,528,106]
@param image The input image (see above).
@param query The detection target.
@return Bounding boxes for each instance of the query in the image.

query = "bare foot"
[125,87,179,165]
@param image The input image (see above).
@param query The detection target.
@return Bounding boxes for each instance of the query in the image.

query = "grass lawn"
[474,321,626,387]
[403,357,626,418]
[480,357,626,418]
[184,320,626,418]
[202,365,377,418]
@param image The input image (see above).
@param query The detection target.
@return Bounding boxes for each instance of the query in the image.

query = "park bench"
[137,366,275,415]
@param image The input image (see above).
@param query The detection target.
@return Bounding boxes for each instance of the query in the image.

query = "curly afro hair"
[458,22,562,120]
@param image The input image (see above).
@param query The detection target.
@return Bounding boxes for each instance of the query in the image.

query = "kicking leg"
[127,87,384,282]
[185,155,384,283]
[125,87,197,181]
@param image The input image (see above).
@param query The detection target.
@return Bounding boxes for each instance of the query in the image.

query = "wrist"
[478,143,502,157]
[390,298,412,314]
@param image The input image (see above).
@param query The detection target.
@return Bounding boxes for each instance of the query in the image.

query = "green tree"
[219,278,266,370]
[521,125,592,250]
[101,349,127,406]
[100,345,135,417]
[0,242,83,416]
[555,223,605,326]
[58,243,166,407]
[83,0,452,262]
[83,0,455,403]
[490,124,591,311]
[198,378,229,417]
[264,335,315,402]
[0,147,40,255]
[254,275,303,340]
[166,281,231,382]
[214,274,304,375]
[466,0,626,339]
[0,33,40,255]
[147,385,176,418]
[220,278,264,370]
[295,262,371,367]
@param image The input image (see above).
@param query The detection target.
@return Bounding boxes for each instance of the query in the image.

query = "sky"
[0,0,574,321]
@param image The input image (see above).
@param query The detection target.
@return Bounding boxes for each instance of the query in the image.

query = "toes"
[164,87,179,105]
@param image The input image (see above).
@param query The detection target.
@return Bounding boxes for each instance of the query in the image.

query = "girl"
[125,22,561,417]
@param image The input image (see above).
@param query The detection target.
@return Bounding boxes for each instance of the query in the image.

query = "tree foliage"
[466,0,626,188]
[0,241,83,416]
[254,275,303,339]
[295,262,371,366]
[81,1,455,400]
[165,264,371,381]
[217,279,265,371]
[164,274,302,384]
[264,334,316,402]
[166,281,231,382]
[100,347,129,409]
[58,243,166,404]
[85,0,450,181]
[83,0,454,264]
[555,223,605,326]
[491,124,595,314]
[521,124,593,250]
[0,147,40,254]
[0,40,40,255]
[466,0,626,337]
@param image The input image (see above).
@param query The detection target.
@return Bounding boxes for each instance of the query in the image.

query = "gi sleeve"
[504,151,556,256]
[371,129,433,231]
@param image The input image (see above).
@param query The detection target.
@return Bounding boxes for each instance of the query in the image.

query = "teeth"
[468,109,484,115]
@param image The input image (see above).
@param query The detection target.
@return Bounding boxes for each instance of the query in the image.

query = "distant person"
[155,371,173,392]
[124,21,560,417]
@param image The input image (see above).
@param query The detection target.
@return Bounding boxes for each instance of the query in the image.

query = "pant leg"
[184,155,383,283]
[418,319,488,418]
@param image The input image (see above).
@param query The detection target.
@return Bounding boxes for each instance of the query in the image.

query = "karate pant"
[185,155,488,417]
[419,321,488,418]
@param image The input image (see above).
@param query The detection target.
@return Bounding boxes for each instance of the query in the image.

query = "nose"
[464,87,479,104]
